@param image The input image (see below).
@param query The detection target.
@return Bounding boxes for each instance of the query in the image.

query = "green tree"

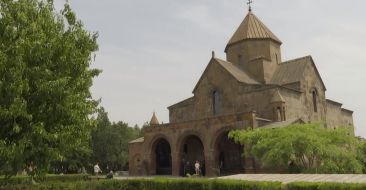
[91,108,142,171]
[229,124,364,174]
[358,139,366,173]
[0,0,99,179]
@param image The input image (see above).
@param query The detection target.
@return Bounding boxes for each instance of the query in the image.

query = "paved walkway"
[219,174,366,183]
[114,174,366,183]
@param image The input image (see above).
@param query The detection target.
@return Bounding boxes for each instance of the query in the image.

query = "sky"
[54,0,366,137]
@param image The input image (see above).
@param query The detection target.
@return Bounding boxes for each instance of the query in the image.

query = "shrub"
[0,178,282,190]
[0,174,89,186]
[3,178,366,190]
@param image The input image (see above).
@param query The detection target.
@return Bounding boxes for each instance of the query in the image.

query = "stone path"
[219,174,366,183]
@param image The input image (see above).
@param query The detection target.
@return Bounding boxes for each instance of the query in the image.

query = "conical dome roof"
[226,11,281,50]
[150,112,159,125]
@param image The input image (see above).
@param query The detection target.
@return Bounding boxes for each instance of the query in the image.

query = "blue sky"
[55,0,366,137]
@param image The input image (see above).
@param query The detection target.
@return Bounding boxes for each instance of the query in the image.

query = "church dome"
[226,11,282,51]
[150,112,159,126]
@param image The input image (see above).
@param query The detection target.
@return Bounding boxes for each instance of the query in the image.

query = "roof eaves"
[308,56,327,91]
[326,99,343,106]
[129,137,144,144]
[341,108,354,114]
[225,38,281,52]
[192,58,215,93]
[168,97,194,109]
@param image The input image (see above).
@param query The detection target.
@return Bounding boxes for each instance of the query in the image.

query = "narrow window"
[213,91,219,115]
[238,55,242,65]
[312,91,318,112]
[275,54,279,64]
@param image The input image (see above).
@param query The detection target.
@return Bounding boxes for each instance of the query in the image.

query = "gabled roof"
[271,56,308,85]
[271,56,327,90]
[326,99,343,106]
[193,58,260,93]
[226,11,281,51]
[214,58,260,84]
[261,118,305,129]
[271,89,285,103]
[168,97,194,109]
[341,108,354,114]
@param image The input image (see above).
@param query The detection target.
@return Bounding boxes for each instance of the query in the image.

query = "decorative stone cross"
[247,0,253,11]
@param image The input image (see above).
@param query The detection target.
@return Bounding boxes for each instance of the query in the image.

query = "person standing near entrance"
[194,160,200,176]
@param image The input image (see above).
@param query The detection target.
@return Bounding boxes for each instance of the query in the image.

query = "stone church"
[129,9,354,177]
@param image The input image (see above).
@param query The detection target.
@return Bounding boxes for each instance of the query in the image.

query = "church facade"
[128,10,354,177]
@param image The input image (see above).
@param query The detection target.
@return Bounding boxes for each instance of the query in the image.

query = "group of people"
[182,160,205,176]
[93,163,114,179]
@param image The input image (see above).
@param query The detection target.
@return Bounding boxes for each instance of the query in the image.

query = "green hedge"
[2,178,366,190]
[0,178,282,190]
[0,174,89,186]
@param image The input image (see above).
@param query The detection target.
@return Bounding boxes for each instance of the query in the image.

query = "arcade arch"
[213,131,245,176]
[178,135,205,176]
[153,138,172,175]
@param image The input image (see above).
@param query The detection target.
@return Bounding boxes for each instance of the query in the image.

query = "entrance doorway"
[180,135,205,176]
[154,138,172,175]
[215,132,244,176]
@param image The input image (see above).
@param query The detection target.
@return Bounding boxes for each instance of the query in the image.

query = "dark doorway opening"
[216,132,245,176]
[180,135,205,176]
[155,139,172,175]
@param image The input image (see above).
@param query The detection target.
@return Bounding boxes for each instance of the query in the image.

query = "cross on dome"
[247,0,253,12]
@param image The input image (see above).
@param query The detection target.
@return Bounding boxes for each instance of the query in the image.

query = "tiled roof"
[271,56,310,85]
[227,11,281,49]
[271,56,326,90]
[129,137,144,144]
[214,58,260,84]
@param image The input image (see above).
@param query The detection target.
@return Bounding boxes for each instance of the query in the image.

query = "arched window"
[312,90,318,112]
[213,91,219,115]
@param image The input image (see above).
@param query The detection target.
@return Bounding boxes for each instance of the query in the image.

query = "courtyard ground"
[218,174,366,183]
[113,174,366,183]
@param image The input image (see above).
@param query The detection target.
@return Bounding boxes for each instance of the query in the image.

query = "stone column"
[171,151,181,176]
[204,149,218,177]
[145,153,154,176]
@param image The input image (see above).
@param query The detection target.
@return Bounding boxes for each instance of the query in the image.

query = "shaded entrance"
[154,138,172,175]
[215,132,245,176]
[180,135,205,176]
